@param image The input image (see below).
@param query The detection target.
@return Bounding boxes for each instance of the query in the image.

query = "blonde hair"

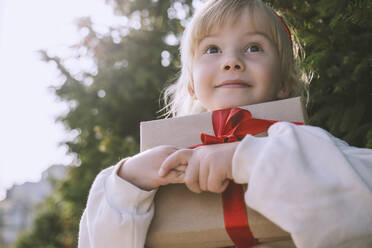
[163,0,307,117]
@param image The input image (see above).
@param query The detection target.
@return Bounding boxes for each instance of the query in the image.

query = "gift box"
[141,97,307,248]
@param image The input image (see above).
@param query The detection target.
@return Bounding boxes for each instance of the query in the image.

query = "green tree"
[16,0,193,247]
[0,209,5,247]
[15,197,69,248]
[269,0,372,147]
[15,0,371,247]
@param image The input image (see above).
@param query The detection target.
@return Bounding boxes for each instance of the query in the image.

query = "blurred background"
[0,0,371,247]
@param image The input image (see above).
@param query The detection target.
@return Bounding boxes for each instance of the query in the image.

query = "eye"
[205,45,221,54]
[245,44,263,53]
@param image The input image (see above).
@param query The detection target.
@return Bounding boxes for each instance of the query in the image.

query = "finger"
[174,165,186,173]
[208,168,229,193]
[220,179,230,192]
[185,155,201,193]
[199,158,209,191]
[166,170,185,184]
[159,149,193,177]
[158,169,185,185]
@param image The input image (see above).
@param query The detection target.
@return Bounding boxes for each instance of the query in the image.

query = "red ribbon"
[193,107,302,248]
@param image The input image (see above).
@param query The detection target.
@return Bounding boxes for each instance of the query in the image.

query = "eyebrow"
[202,31,269,40]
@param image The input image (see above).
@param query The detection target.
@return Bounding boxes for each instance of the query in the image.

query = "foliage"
[0,209,5,246]
[268,0,372,147]
[15,0,371,247]
[14,196,72,248]
[15,0,193,246]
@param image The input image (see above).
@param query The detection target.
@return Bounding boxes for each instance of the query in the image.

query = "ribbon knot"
[200,107,276,146]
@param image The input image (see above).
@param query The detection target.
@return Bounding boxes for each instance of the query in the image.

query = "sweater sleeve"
[232,122,372,248]
[78,159,156,248]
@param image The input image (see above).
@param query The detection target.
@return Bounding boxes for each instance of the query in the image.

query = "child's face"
[191,9,287,111]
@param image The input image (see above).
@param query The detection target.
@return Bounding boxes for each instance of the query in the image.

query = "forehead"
[204,11,270,41]
[193,4,274,45]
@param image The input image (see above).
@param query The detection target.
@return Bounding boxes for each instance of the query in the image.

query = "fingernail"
[158,168,164,176]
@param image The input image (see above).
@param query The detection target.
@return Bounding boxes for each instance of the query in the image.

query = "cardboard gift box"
[140,97,307,248]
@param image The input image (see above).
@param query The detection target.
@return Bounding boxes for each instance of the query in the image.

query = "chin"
[210,101,254,111]
[211,98,279,111]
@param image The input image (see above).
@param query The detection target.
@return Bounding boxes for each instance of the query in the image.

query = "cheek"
[192,68,201,90]
[270,64,283,92]
[192,69,205,99]
[192,62,214,91]
[259,59,282,89]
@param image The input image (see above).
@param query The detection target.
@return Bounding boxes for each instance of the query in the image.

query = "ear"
[188,82,197,99]
[276,81,290,99]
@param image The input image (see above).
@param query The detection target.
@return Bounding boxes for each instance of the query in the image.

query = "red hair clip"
[272,11,292,48]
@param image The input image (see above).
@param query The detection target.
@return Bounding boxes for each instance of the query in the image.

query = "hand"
[118,146,186,191]
[159,142,239,194]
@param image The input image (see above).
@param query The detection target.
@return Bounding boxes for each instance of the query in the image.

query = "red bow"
[195,107,302,248]
[201,108,276,144]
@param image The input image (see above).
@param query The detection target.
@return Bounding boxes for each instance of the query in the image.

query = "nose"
[221,55,245,72]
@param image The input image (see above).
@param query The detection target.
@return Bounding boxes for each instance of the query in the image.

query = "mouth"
[215,79,252,88]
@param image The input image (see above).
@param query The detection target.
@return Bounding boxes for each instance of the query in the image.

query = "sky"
[0,0,123,200]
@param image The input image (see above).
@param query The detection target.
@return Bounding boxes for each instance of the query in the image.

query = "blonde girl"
[79,0,372,247]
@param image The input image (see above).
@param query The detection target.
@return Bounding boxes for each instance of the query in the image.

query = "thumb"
[159,149,193,177]
[159,169,185,185]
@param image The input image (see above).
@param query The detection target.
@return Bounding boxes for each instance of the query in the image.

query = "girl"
[79,0,372,247]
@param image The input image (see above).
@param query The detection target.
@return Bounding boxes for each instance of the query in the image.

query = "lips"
[216,79,251,88]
